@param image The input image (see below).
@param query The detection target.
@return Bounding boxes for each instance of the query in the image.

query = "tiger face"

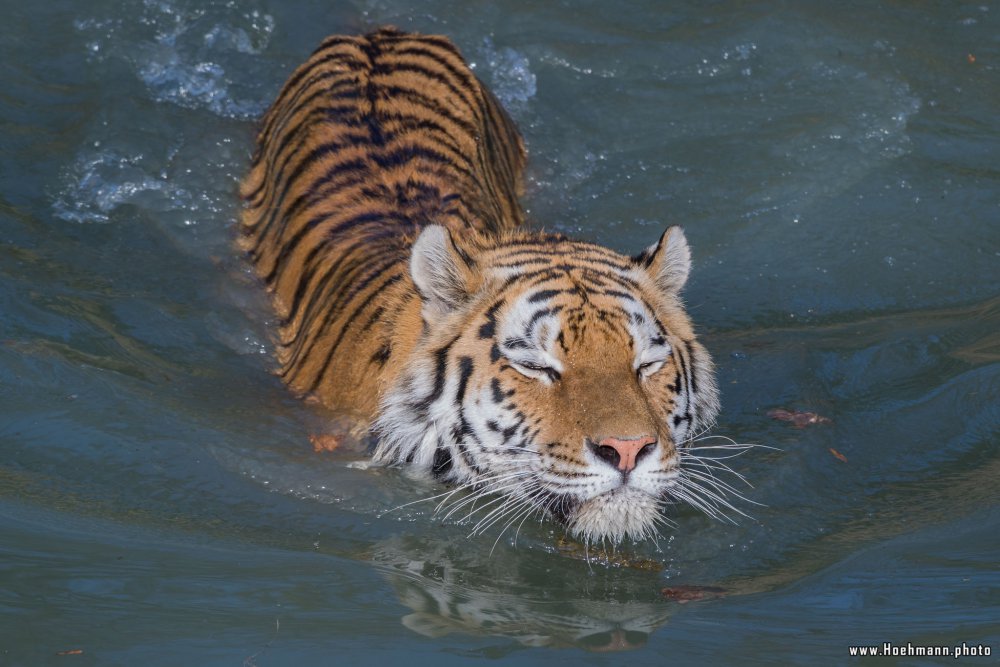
[374,224,720,544]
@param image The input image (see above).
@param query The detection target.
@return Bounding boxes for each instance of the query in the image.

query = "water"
[2,0,998,663]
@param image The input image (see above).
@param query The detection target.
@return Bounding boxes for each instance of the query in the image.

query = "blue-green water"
[2,0,998,664]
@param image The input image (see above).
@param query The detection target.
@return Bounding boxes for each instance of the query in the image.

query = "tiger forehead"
[481,241,647,297]
[490,271,657,351]
[482,239,636,275]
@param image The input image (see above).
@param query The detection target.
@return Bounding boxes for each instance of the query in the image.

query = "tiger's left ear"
[634,226,691,296]
[410,225,479,320]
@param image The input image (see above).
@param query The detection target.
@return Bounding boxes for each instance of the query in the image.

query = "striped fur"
[241,28,723,543]
[240,27,525,417]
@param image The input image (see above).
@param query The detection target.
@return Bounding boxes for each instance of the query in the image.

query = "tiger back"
[240,27,526,417]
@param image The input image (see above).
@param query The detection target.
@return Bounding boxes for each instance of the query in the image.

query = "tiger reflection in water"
[373,534,679,650]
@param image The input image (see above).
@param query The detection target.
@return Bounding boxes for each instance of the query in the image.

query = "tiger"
[239,27,721,544]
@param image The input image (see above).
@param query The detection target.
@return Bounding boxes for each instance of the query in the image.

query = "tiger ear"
[635,225,691,296]
[410,225,478,319]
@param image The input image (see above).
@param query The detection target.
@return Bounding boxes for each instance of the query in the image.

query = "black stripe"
[277,232,400,345]
[528,289,562,303]
[492,258,552,270]
[286,250,402,355]
[603,289,636,301]
[254,57,366,170]
[251,145,371,256]
[490,378,512,404]
[254,90,363,179]
[527,306,562,331]
[280,235,402,337]
[378,114,471,169]
[373,61,476,114]
[503,337,529,350]
[266,205,389,288]
[359,306,385,334]
[408,333,461,415]
[492,245,627,265]
[478,299,503,339]
[682,339,699,394]
[371,143,474,180]
[378,84,477,136]
[379,32,464,59]
[370,343,392,366]
[672,344,693,428]
[248,103,361,209]
[455,356,474,404]
[389,45,479,107]
[432,445,453,477]
[261,164,370,254]
[261,49,364,125]
[299,272,404,391]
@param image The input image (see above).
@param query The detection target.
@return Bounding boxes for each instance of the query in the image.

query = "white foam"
[75,0,274,120]
[53,148,191,224]
[472,37,536,111]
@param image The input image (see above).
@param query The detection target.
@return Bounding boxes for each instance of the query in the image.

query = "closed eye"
[637,359,665,379]
[511,360,562,382]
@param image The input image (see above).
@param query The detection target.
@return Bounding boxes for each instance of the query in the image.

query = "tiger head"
[374,225,720,544]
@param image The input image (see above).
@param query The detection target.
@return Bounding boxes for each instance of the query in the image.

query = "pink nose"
[594,436,658,472]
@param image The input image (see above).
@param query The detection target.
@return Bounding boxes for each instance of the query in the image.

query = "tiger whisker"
[510,494,547,546]
[685,445,777,458]
[669,486,736,524]
[680,456,755,489]
[436,473,536,519]
[474,496,528,540]
[674,477,755,523]
[383,464,535,516]
[440,489,522,527]
[448,481,533,525]
[473,484,533,532]
[488,491,547,554]
[681,469,759,503]
[486,492,547,546]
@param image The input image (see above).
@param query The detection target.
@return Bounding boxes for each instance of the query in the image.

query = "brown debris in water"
[309,433,342,453]
[828,447,848,463]
[661,585,727,604]
[766,408,832,429]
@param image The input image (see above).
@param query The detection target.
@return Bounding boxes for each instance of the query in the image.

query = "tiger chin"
[240,27,720,545]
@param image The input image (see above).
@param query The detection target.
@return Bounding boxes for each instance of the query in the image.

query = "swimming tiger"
[240,27,721,544]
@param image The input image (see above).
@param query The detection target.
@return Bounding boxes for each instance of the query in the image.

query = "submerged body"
[241,28,720,543]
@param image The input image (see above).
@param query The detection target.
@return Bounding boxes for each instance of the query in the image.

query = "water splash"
[53,147,191,224]
[472,37,536,111]
[75,0,274,119]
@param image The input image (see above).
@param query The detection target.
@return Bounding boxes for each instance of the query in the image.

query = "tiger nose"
[591,436,658,472]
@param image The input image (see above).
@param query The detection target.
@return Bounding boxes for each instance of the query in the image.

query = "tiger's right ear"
[410,225,478,320]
